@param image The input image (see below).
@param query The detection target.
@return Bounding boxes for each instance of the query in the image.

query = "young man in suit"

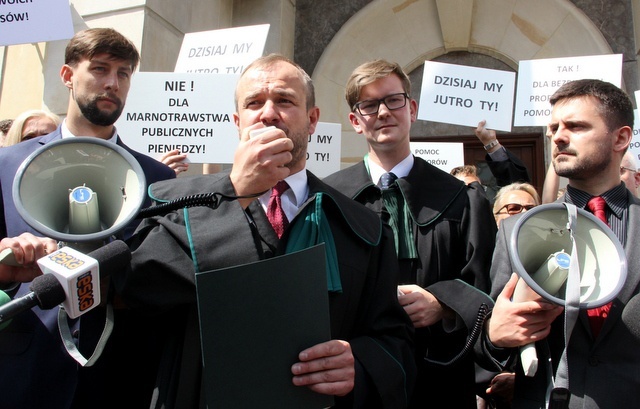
[0,28,175,408]
[483,79,640,408]
[324,59,497,408]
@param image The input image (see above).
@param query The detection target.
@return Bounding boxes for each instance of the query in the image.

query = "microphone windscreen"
[30,274,66,309]
[87,240,131,278]
[0,290,11,330]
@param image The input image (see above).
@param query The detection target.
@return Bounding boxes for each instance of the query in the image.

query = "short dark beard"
[285,127,310,170]
[78,96,123,126]
[554,152,611,180]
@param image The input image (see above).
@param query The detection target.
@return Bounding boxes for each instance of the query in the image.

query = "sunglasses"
[495,203,535,215]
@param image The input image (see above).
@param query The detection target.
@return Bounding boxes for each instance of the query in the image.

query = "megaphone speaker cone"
[509,203,627,309]
[12,137,146,244]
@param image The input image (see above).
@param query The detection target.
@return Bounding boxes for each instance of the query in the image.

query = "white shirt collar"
[367,153,414,185]
[61,119,118,143]
[258,169,309,222]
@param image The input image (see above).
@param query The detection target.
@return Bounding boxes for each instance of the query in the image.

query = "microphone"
[0,289,13,330]
[0,240,130,325]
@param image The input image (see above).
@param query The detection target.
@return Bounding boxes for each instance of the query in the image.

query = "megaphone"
[509,202,627,376]
[11,137,146,253]
[510,202,627,307]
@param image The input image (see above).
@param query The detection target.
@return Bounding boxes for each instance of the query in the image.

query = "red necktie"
[266,181,289,238]
[585,196,611,337]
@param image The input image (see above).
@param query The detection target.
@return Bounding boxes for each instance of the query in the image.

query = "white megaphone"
[11,137,146,253]
[508,202,627,376]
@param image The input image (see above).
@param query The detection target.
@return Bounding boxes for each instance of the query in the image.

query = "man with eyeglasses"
[324,59,497,409]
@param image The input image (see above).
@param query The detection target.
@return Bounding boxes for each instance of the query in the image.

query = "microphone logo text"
[76,272,95,311]
[49,251,86,270]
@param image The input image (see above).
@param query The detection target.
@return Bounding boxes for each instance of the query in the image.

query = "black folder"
[195,244,334,409]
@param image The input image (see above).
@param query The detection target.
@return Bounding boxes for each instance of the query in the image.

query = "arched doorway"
[311,0,613,196]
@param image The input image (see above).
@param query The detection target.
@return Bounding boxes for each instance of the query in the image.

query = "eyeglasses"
[495,203,535,215]
[620,166,637,174]
[352,93,409,116]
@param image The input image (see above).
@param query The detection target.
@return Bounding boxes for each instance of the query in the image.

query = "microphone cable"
[136,190,268,219]
[424,302,491,366]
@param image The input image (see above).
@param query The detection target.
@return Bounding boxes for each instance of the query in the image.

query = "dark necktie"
[377,172,416,259]
[379,172,398,226]
[267,180,290,238]
[379,172,397,189]
[586,196,611,337]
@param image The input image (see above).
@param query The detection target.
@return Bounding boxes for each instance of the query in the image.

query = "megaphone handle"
[513,278,540,377]
[0,242,67,266]
[519,343,539,376]
[0,248,20,266]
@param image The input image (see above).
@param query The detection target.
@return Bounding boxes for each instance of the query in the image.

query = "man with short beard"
[483,79,640,408]
[113,54,416,408]
[0,28,174,409]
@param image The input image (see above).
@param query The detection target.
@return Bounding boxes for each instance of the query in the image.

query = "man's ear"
[307,106,320,135]
[614,126,632,152]
[349,112,363,134]
[409,99,418,122]
[60,64,73,89]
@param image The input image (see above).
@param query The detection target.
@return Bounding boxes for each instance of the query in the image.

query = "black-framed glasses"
[352,93,409,116]
[620,166,637,174]
[495,203,535,215]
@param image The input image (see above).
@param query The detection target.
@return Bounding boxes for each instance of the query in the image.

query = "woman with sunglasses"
[478,182,541,409]
[492,182,541,227]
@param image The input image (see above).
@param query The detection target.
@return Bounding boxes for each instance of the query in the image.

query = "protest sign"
[306,122,341,178]
[514,54,622,127]
[174,24,270,74]
[116,72,239,164]
[116,72,341,171]
[631,104,640,165]
[0,0,73,46]
[410,142,464,173]
[417,61,515,132]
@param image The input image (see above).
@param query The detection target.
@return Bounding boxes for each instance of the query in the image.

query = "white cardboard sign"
[410,142,464,173]
[0,0,73,46]
[174,24,270,74]
[306,122,341,178]
[514,54,622,127]
[631,107,640,166]
[116,72,240,164]
[115,72,342,172]
[418,61,516,132]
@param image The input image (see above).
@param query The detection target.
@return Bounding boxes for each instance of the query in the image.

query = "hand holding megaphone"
[512,250,570,377]
[0,233,58,282]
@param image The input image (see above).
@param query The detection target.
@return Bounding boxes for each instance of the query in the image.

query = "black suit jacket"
[324,157,497,408]
[486,148,531,187]
[115,170,417,408]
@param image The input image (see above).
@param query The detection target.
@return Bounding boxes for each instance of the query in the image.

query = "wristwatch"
[483,140,499,151]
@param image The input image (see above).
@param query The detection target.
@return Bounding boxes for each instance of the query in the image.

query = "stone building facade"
[1,0,638,192]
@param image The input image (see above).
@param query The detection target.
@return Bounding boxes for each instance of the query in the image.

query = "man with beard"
[481,79,640,408]
[0,28,174,408]
[112,53,416,408]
